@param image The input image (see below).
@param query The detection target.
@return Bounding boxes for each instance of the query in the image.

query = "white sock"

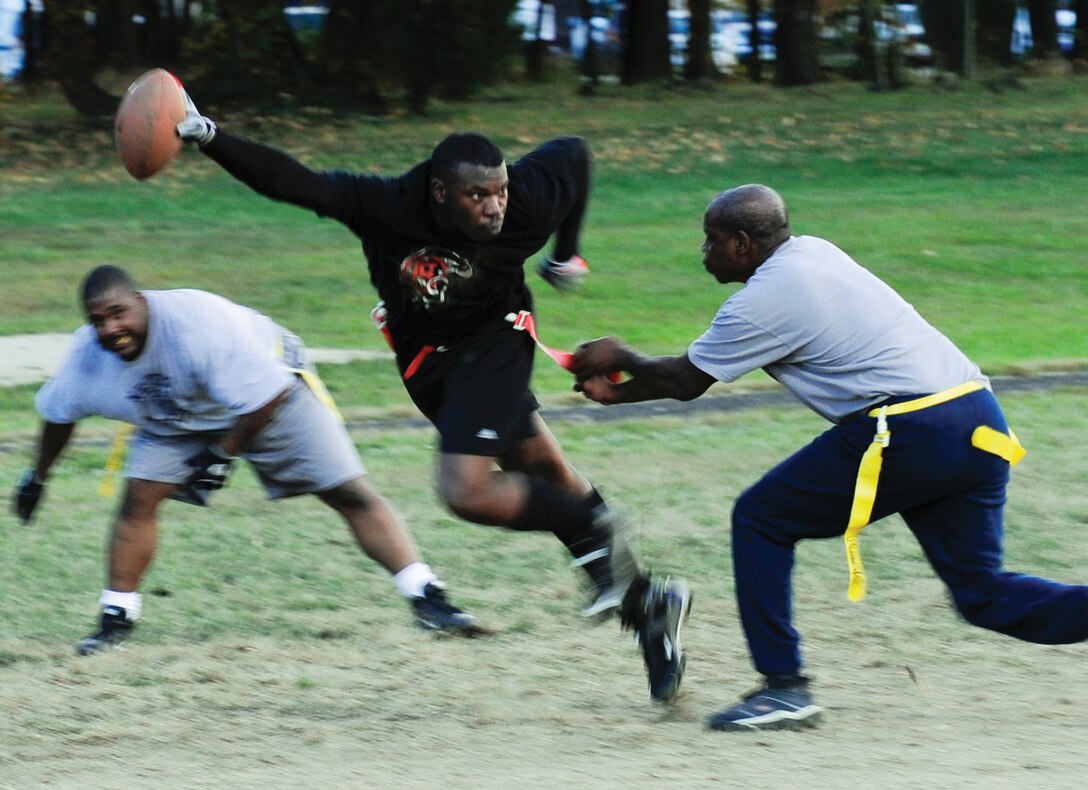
[393,562,438,599]
[99,589,142,620]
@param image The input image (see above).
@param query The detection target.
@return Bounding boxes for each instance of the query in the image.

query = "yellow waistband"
[845,380,1022,602]
[867,380,984,418]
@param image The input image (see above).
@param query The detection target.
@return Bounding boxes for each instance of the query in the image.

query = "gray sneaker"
[576,506,640,619]
[707,678,823,731]
[76,606,136,655]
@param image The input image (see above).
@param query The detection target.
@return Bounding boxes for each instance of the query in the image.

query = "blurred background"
[0,1,1083,115]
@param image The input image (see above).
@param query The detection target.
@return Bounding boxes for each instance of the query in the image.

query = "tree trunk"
[621,0,672,85]
[526,1,549,82]
[977,0,1017,67]
[1075,0,1088,60]
[19,0,46,84]
[773,0,821,86]
[684,0,716,81]
[746,0,764,82]
[1026,0,1060,58]
[313,0,387,112]
[962,0,977,79]
[578,0,601,94]
[49,0,117,117]
[857,0,891,90]
[919,0,964,74]
[96,1,138,69]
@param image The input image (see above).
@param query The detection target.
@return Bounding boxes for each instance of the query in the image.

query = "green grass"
[2,385,1085,648]
[3,72,1088,386]
[2,72,1088,417]
[2,72,1087,444]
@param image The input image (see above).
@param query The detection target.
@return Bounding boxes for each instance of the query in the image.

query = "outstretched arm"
[33,421,75,481]
[571,338,716,405]
[551,137,591,262]
[176,89,337,213]
[537,137,593,291]
[12,421,75,524]
[199,132,338,213]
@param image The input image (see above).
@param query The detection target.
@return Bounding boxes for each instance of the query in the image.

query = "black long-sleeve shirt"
[201,132,591,367]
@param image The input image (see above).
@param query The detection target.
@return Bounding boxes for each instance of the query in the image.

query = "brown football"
[114,68,186,180]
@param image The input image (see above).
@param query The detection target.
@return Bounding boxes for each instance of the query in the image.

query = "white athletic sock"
[393,562,438,599]
[99,589,142,620]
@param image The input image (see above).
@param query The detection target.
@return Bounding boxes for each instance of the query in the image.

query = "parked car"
[714,10,777,64]
[1011,5,1077,56]
[0,0,42,81]
[891,3,932,66]
[822,3,932,69]
[568,13,622,62]
[671,8,773,71]
[283,2,329,36]
[512,0,558,44]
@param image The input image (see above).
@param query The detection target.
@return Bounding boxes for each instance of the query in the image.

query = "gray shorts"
[127,377,364,499]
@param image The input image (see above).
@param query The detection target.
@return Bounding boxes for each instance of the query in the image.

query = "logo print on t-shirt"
[399,246,474,307]
[128,372,182,423]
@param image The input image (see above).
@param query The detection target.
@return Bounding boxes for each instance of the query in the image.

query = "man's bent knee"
[319,477,380,514]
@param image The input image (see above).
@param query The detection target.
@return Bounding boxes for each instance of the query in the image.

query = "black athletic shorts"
[403,325,540,456]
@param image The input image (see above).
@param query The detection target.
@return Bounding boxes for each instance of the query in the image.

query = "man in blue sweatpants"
[572,183,1087,731]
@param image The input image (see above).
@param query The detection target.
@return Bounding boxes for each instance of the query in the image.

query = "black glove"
[183,446,234,492]
[13,470,45,524]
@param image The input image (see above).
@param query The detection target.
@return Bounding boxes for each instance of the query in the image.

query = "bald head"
[705,184,791,252]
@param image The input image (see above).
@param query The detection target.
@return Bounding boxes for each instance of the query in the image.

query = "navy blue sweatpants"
[731,386,1088,678]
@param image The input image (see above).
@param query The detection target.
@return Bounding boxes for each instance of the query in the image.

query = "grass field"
[1,388,1086,787]
[2,68,1087,787]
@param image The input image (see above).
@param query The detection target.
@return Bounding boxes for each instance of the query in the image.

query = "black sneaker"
[410,583,485,636]
[576,506,641,619]
[707,678,823,731]
[621,575,692,703]
[76,605,136,655]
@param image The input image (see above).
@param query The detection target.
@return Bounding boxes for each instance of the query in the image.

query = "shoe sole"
[707,706,824,732]
[75,638,129,656]
[417,617,493,638]
[650,583,693,704]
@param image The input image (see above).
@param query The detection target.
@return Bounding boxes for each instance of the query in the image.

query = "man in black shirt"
[176,95,691,703]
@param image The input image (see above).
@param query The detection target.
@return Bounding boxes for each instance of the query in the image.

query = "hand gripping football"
[114,68,187,180]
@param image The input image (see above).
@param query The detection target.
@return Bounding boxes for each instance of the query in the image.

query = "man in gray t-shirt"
[572,184,1087,732]
[12,265,480,655]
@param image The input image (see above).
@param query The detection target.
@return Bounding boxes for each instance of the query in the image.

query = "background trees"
[3,1,1082,116]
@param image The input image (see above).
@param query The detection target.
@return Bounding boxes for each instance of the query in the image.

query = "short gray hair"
[705,184,790,249]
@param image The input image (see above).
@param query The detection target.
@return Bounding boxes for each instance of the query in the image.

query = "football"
[114,68,187,180]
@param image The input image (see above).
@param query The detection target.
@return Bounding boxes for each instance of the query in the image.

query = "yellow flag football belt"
[844,381,1025,602]
[272,332,344,423]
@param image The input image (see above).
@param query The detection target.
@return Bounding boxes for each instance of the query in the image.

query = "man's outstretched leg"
[437,423,694,702]
[438,439,639,619]
[319,476,482,635]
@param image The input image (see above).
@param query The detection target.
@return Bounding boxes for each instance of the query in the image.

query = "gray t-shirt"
[687,235,987,423]
[37,289,294,435]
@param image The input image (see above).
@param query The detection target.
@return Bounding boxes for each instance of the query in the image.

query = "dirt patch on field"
[2,343,1086,789]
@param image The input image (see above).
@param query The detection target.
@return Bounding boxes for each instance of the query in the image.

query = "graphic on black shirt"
[399,246,474,308]
[127,373,182,423]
